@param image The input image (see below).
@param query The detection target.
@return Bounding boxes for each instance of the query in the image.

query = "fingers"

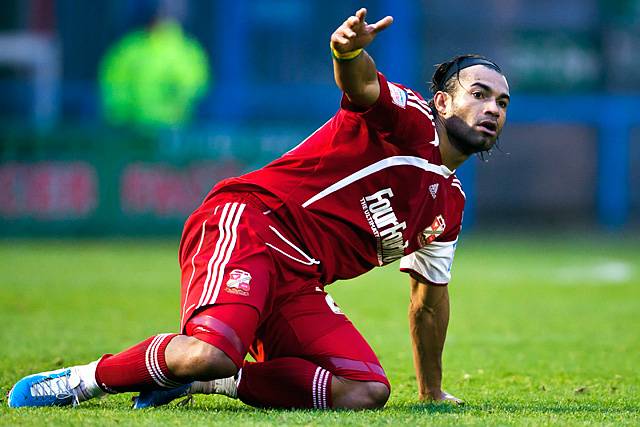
[370,16,394,34]
[332,11,362,47]
[355,7,367,21]
[344,8,367,32]
[331,21,356,47]
[331,9,391,51]
[331,32,350,45]
[441,391,465,405]
[342,21,357,38]
[345,14,363,34]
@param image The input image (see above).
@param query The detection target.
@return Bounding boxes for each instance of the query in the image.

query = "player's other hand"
[330,8,393,54]
[422,390,465,405]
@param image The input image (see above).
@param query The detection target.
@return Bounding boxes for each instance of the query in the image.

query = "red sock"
[95,333,184,393]
[237,357,333,409]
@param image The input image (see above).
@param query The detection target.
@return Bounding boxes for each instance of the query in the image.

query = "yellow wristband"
[330,44,363,61]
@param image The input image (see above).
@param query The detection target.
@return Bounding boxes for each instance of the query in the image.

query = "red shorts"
[178,191,388,387]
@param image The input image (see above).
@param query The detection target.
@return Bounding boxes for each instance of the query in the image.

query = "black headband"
[439,57,502,91]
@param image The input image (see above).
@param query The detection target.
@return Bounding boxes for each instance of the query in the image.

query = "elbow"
[339,76,380,108]
[343,86,377,108]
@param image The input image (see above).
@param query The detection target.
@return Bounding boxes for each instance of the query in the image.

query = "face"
[437,65,510,154]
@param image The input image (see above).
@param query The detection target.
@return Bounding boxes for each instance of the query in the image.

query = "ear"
[433,91,451,116]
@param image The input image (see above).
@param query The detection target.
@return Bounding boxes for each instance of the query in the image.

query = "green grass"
[1,236,639,426]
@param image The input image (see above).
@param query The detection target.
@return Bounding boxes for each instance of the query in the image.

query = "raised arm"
[330,8,393,107]
[408,275,463,404]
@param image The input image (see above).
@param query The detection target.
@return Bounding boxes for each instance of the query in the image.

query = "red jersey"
[208,72,465,286]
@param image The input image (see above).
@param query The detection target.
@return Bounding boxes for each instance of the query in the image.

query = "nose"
[484,100,500,118]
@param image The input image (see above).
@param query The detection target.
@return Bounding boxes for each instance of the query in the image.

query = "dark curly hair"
[429,54,503,100]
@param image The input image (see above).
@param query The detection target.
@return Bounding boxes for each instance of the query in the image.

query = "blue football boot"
[132,375,239,409]
[132,383,192,408]
[7,363,104,408]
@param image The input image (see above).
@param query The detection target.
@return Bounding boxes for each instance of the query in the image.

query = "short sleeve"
[340,72,438,149]
[399,239,458,286]
[340,72,407,132]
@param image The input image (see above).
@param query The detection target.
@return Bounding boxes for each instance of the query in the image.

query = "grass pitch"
[1,236,638,426]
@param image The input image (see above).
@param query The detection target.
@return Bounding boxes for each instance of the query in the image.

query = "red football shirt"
[208,72,465,286]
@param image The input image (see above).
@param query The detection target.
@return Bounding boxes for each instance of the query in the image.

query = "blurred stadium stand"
[0,0,638,236]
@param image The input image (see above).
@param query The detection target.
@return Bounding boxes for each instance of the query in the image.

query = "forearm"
[332,50,380,106]
[329,8,392,107]
[408,278,450,399]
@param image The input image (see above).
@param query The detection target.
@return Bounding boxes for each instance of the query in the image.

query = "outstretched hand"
[330,8,393,54]
[423,390,465,405]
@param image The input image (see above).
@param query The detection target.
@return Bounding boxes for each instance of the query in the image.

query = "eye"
[472,91,483,99]
[498,100,509,109]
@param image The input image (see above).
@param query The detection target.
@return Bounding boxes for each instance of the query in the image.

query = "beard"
[443,115,497,155]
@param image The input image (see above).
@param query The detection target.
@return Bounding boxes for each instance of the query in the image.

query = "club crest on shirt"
[225,269,252,296]
[418,215,446,246]
[388,82,407,108]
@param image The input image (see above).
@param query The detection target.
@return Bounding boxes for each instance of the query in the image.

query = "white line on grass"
[555,260,634,285]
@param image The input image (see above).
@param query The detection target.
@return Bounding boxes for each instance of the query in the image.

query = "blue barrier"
[507,95,637,229]
[4,0,637,230]
[206,0,638,229]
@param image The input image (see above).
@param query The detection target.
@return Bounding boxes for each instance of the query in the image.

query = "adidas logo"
[429,183,439,199]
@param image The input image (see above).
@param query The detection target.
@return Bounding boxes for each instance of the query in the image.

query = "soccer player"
[8,8,509,410]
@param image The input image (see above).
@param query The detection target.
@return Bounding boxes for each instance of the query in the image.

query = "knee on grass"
[333,378,390,409]
[165,335,238,380]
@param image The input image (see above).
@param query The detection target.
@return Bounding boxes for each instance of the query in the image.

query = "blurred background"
[0,0,638,237]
